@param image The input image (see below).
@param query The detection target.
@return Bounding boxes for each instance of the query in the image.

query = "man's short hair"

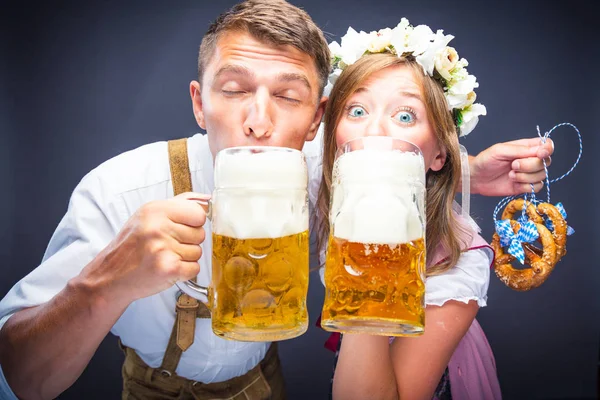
[198,0,331,95]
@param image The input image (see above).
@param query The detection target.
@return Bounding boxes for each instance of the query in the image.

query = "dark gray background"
[1,0,598,399]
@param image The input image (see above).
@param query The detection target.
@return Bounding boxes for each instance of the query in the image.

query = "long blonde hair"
[316,53,471,276]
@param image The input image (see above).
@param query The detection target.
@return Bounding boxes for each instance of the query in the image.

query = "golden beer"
[211,230,309,341]
[321,137,427,336]
[321,235,426,336]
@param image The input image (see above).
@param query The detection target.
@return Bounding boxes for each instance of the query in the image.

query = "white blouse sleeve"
[425,247,493,308]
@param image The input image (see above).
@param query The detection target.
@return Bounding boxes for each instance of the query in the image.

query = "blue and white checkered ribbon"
[495,219,539,264]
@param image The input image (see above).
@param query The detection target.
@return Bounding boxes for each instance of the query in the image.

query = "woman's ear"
[429,146,447,172]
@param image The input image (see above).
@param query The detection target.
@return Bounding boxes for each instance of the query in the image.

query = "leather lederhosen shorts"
[121,343,286,400]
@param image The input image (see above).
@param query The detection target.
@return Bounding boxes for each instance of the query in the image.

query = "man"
[0,1,553,399]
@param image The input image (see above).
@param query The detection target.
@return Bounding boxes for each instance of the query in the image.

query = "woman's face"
[335,64,446,172]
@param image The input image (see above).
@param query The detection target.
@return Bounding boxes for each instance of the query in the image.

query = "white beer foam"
[331,149,425,244]
[212,148,308,239]
[215,148,307,189]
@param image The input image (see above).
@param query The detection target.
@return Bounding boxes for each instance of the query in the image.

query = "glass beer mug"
[177,146,310,342]
[320,137,427,336]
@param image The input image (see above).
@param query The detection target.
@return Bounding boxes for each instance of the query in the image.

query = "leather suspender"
[160,138,211,375]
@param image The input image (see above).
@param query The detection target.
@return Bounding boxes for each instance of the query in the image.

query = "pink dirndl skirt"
[447,318,502,399]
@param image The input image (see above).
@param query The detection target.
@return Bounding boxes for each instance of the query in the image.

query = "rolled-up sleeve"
[0,171,122,331]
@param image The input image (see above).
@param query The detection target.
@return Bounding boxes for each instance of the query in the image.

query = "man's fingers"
[175,192,211,201]
[166,196,208,227]
[175,192,211,213]
[175,242,203,262]
[170,224,206,245]
[179,261,201,281]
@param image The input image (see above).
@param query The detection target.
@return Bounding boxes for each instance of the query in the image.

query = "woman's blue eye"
[395,111,414,124]
[348,106,367,118]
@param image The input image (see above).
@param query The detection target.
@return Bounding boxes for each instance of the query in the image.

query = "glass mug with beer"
[177,146,310,342]
[321,136,427,336]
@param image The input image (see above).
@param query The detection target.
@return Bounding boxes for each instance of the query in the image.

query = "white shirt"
[0,132,323,392]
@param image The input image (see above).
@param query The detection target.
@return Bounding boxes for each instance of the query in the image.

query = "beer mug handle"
[176,280,209,302]
[175,198,212,302]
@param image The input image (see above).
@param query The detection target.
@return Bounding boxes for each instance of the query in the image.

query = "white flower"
[408,25,436,55]
[396,18,410,32]
[456,74,478,94]
[434,46,459,81]
[445,74,479,109]
[448,75,479,96]
[465,91,477,107]
[459,103,487,136]
[390,18,413,54]
[445,94,465,110]
[447,90,477,110]
[447,59,468,85]
[367,28,393,53]
[455,58,469,69]
[329,41,342,57]
[336,27,370,65]
[415,30,454,76]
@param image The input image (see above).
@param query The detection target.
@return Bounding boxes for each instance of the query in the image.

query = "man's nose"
[243,88,274,139]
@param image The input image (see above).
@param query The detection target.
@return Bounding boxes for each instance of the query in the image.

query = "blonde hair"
[316,53,472,276]
[198,0,330,95]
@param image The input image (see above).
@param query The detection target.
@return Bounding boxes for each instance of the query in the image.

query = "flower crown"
[326,18,486,137]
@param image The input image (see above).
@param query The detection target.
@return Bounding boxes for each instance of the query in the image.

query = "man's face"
[191,31,327,159]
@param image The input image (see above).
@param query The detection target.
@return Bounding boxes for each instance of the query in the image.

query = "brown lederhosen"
[120,138,286,399]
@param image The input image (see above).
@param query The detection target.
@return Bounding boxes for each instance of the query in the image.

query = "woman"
[316,20,502,400]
